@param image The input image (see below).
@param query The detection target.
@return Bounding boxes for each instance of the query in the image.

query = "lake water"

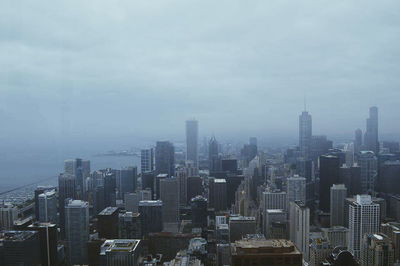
[0,147,141,193]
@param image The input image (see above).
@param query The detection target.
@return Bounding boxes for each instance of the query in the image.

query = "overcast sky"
[1,0,400,149]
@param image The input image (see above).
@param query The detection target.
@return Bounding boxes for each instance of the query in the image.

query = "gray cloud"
[1,0,400,148]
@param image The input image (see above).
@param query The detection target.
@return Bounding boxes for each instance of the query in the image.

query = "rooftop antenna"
[303,90,307,112]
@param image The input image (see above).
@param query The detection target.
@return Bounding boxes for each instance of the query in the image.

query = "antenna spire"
[304,91,307,112]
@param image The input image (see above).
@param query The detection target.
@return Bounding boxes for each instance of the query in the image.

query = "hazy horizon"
[1,1,400,151]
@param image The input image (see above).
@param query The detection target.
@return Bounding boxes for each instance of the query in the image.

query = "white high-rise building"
[289,201,310,262]
[141,148,154,173]
[38,190,58,223]
[348,195,380,260]
[330,184,347,227]
[286,175,306,204]
[65,199,89,265]
[186,120,199,169]
[262,190,287,211]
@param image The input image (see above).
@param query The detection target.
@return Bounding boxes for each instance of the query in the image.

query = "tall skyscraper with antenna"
[299,100,312,159]
[364,106,379,154]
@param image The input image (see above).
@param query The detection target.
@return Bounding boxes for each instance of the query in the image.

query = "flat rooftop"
[232,239,301,255]
[101,239,140,253]
[139,200,163,206]
[0,231,37,241]
[99,207,119,216]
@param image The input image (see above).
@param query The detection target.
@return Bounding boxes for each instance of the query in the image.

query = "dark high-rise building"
[28,223,58,266]
[190,196,208,228]
[299,110,312,159]
[378,160,400,194]
[142,171,156,199]
[138,200,163,235]
[226,175,245,207]
[155,141,175,177]
[354,129,363,154]
[187,176,203,204]
[319,155,340,213]
[117,166,138,196]
[311,135,333,162]
[364,106,379,154]
[58,173,76,237]
[97,207,119,239]
[358,151,378,194]
[119,211,142,239]
[104,170,117,207]
[141,148,154,173]
[186,119,199,169]
[65,199,90,265]
[0,231,41,266]
[209,136,220,172]
[221,159,238,173]
[340,165,362,196]
[210,178,227,211]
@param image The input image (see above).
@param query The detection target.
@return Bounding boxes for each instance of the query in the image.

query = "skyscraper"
[286,175,306,204]
[138,200,163,235]
[364,106,379,154]
[319,155,341,213]
[155,141,175,177]
[28,223,58,266]
[358,151,378,194]
[209,136,220,172]
[65,199,89,265]
[160,177,179,224]
[117,166,138,196]
[348,195,380,260]
[361,233,394,266]
[330,184,347,227]
[64,158,90,199]
[299,110,312,159]
[354,128,363,154]
[58,173,76,236]
[141,148,154,173]
[38,190,58,224]
[289,201,310,262]
[186,119,199,169]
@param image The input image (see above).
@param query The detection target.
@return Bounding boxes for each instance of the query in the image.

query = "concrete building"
[286,175,306,204]
[28,222,58,266]
[0,204,18,230]
[309,237,332,266]
[229,216,256,243]
[330,184,347,227]
[231,238,302,266]
[348,195,380,260]
[361,233,394,266]
[322,226,349,249]
[381,222,400,262]
[100,239,142,266]
[117,166,138,196]
[263,209,287,239]
[65,199,89,265]
[160,177,179,224]
[289,200,310,262]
